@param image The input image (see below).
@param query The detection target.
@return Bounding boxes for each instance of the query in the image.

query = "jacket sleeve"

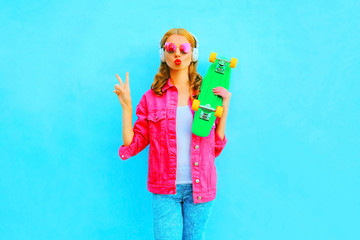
[214,117,228,158]
[118,94,149,160]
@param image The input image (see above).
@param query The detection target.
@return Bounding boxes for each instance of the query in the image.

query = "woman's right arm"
[114,72,134,146]
[121,106,134,146]
[114,72,150,160]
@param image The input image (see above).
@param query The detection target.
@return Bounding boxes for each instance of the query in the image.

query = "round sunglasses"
[164,42,192,54]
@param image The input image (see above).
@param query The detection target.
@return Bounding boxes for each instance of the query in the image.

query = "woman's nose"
[175,47,181,57]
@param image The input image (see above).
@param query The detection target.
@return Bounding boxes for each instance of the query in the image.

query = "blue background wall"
[1,0,359,239]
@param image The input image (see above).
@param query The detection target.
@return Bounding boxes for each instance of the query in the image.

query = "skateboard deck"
[191,52,237,137]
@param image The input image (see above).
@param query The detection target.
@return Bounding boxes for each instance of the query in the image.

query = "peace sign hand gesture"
[114,72,132,109]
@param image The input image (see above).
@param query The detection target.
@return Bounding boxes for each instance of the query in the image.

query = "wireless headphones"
[159,32,199,63]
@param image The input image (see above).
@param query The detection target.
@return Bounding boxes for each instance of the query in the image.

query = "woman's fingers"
[115,72,130,86]
[114,83,123,95]
[213,86,225,91]
[125,72,129,86]
[114,84,120,92]
[114,73,131,100]
[212,87,222,94]
[212,87,231,99]
[116,73,124,86]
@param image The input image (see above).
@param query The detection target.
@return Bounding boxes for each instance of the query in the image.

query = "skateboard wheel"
[209,52,217,63]
[192,99,200,111]
[229,58,237,68]
[214,106,223,118]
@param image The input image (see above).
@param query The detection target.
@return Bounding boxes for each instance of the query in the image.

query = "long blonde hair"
[151,28,202,99]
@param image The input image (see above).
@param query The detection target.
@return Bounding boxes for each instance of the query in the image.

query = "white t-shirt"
[175,106,193,184]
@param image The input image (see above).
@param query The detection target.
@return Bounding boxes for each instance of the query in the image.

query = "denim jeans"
[152,184,215,240]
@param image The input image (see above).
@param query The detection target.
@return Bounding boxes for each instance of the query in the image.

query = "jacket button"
[195,179,200,183]
[121,155,125,158]
[194,162,199,166]
[194,145,199,149]
[197,196,202,200]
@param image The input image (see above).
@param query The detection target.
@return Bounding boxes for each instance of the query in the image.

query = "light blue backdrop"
[1,0,359,239]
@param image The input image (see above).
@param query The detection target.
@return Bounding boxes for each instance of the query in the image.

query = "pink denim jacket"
[119,78,228,204]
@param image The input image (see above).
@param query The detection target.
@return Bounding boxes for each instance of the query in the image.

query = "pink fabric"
[118,78,228,204]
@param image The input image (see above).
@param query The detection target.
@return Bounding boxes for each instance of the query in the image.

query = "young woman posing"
[114,28,231,240]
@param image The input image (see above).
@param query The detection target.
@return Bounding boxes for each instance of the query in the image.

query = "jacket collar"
[161,78,196,98]
[161,78,196,115]
[161,78,173,93]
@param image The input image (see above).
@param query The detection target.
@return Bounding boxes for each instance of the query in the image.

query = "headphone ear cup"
[192,48,199,62]
[159,48,165,62]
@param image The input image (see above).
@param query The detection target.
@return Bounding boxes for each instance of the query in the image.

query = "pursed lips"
[174,59,182,65]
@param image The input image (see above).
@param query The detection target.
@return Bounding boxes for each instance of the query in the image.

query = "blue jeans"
[152,184,215,240]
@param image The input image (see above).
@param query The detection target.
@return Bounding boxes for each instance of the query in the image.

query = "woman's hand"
[114,72,132,109]
[212,87,232,108]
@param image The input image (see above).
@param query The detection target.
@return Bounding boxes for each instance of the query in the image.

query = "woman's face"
[164,34,193,71]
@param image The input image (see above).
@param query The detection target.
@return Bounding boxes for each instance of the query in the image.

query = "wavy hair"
[151,28,202,99]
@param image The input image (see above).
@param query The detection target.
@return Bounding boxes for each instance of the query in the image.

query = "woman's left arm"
[213,87,231,141]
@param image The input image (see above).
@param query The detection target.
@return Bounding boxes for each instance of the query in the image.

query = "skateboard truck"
[209,52,238,74]
[215,59,229,74]
[199,104,215,121]
[192,100,224,119]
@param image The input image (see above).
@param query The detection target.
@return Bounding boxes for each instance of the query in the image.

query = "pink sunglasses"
[164,42,192,54]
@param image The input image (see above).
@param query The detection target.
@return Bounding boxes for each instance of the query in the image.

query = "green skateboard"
[191,52,237,137]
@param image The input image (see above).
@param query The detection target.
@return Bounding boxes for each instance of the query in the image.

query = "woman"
[114,28,231,240]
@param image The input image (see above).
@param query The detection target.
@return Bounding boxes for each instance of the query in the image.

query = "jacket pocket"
[147,110,166,123]
[147,110,166,141]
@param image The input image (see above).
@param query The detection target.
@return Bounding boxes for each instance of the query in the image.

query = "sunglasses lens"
[165,42,176,53]
[180,43,191,54]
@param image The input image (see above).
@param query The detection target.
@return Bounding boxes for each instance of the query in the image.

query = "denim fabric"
[152,184,215,240]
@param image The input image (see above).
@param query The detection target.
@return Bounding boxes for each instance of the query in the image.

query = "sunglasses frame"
[164,42,192,54]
